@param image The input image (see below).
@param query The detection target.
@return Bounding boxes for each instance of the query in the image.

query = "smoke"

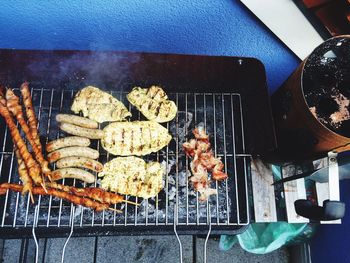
[26,51,141,91]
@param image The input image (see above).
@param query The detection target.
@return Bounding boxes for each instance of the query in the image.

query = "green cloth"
[219,222,315,254]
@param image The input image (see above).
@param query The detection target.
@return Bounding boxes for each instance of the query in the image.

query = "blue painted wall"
[2,1,347,262]
[0,0,299,93]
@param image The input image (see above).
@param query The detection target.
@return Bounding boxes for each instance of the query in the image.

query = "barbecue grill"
[0,50,275,240]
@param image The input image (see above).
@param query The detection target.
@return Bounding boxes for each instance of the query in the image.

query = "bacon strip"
[0,183,110,212]
[20,82,41,151]
[0,89,43,186]
[47,182,125,205]
[14,148,34,203]
[6,88,51,177]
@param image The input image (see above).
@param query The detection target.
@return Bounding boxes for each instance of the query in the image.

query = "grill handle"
[294,151,346,221]
[294,199,345,221]
[61,206,75,263]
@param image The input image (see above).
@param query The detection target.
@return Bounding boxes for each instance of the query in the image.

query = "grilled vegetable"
[71,86,131,123]
[98,157,164,198]
[101,121,172,156]
[46,136,91,153]
[51,168,96,183]
[59,122,104,139]
[127,86,177,123]
[56,114,98,129]
[47,146,99,163]
[56,157,103,172]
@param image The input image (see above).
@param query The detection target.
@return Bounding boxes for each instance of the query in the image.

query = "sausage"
[56,114,99,129]
[56,157,104,172]
[46,136,91,153]
[59,122,104,139]
[47,146,99,163]
[51,168,96,183]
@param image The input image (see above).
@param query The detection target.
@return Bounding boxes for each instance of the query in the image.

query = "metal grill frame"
[0,88,251,238]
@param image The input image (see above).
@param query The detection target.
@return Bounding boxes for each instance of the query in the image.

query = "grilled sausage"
[56,114,99,129]
[46,136,91,153]
[51,168,96,183]
[47,146,99,163]
[56,157,103,172]
[59,122,104,139]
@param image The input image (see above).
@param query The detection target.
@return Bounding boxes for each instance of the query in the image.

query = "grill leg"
[61,206,75,263]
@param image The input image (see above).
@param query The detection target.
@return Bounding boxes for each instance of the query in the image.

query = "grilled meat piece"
[0,90,43,187]
[183,127,228,201]
[6,88,51,176]
[127,86,177,123]
[71,86,131,123]
[101,121,172,156]
[98,157,164,199]
[0,183,110,212]
[47,182,125,205]
[20,82,41,151]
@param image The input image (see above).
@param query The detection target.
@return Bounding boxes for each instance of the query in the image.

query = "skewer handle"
[61,205,75,263]
[173,202,183,263]
[204,223,212,263]
[32,205,39,263]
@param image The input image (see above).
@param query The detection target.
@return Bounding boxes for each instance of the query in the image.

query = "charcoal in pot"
[338,79,350,97]
[303,37,350,137]
[317,97,339,116]
[318,73,336,88]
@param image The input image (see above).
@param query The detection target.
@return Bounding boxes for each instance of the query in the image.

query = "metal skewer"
[174,201,183,263]
[32,205,39,263]
[61,206,75,263]
[204,207,212,263]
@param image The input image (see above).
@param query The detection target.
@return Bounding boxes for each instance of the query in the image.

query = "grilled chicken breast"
[101,121,172,156]
[127,86,177,123]
[98,157,164,198]
[71,86,131,123]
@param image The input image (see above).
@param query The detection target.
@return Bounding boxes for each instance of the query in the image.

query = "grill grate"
[0,88,250,235]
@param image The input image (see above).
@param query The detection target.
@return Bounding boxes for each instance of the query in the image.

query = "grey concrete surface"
[96,236,193,263]
[196,237,289,263]
[0,236,290,263]
[41,237,96,263]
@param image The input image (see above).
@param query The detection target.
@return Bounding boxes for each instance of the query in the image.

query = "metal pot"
[270,35,350,161]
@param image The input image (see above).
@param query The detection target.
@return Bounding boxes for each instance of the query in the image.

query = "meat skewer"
[46,182,139,206]
[6,88,51,177]
[14,148,34,203]
[0,89,45,189]
[20,82,41,151]
[0,183,116,212]
[183,127,228,201]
